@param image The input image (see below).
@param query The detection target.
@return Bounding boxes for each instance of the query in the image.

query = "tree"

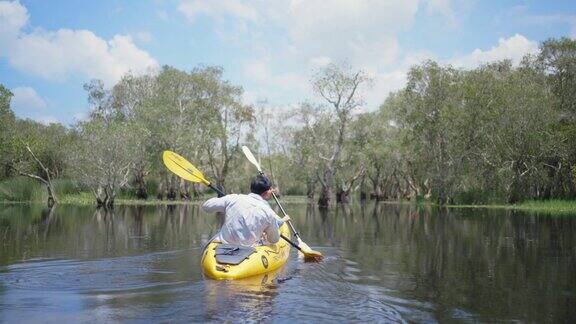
[351,107,403,201]
[539,37,576,115]
[68,80,138,207]
[195,66,255,191]
[391,61,461,204]
[0,85,15,179]
[112,73,155,199]
[10,121,69,207]
[312,63,371,207]
[287,102,332,199]
[538,38,576,198]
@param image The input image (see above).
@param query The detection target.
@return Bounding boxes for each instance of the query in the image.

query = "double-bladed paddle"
[162,150,320,260]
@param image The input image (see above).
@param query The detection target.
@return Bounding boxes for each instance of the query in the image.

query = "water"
[0,202,575,322]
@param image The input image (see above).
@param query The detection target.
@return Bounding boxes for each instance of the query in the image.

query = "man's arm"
[202,196,227,213]
[263,221,280,244]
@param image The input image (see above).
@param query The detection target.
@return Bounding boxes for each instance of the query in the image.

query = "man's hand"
[281,215,291,222]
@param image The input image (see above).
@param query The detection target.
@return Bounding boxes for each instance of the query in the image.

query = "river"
[0,202,575,322]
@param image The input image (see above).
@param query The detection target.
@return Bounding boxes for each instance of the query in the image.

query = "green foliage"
[11,120,70,178]
[0,85,15,180]
[0,177,86,202]
[513,199,576,214]
[0,177,45,202]
[2,37,576,206]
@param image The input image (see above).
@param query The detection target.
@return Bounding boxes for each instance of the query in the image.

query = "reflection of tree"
[1,204,576,321]
[289,202,576,322]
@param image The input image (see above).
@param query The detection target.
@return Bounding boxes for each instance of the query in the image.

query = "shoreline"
[1,196,576,214]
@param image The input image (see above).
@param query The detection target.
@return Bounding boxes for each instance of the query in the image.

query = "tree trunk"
[134,168,148,200]
[179,179,191,200]
[359,174,367,202]
[167,176,177,200]
[336,189,351,204]
[507,162,523,204]
[370,177,386,201]
[318,169,333,208]
[191,183,201,198]
[306,180,316,200]
[45,181,57,208]
[17,144,59,208]
[156,181,164,200]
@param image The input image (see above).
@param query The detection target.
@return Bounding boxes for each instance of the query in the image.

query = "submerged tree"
[312,63,371,207]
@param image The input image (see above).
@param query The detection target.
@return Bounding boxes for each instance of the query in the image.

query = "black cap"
[250,175,272,195]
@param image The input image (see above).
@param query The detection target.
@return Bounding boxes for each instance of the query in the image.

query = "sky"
[0,0,575,126]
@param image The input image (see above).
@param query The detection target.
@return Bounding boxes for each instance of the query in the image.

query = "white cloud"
[282,0,417,67]
[365,51,436,110]
[215,0,421,109]
[10,86,59,124]
[0,1,158,86]
[179,0,418,69]
[241,59,310,105]
[451,34,538,68]
[0,0,27,45]
[177,1,536,112]
[11,86,48,111]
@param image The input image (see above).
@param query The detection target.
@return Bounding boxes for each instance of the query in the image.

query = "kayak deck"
[201,222,291,280]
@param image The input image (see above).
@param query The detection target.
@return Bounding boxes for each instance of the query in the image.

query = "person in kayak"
[202,175,290,247]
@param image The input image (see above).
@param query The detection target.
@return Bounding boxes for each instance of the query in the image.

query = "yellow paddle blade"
[296,237,323,261]
[162,151,210,185]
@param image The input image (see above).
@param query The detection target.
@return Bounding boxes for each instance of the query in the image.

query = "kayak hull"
[201,222,291,280]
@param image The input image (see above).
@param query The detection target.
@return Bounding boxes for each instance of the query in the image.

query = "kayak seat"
[214,244,256,265]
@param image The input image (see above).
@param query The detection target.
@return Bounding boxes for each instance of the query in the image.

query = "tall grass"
[0,177,87,203]
[0,178,45,202]
[514,199,576,214]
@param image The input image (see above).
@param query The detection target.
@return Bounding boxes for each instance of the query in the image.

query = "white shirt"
[202,193,281,246]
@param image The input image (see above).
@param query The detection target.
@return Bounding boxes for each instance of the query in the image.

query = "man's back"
[202,193,280,246]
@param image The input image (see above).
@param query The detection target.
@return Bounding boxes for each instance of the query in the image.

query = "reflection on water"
[0,202,575,322]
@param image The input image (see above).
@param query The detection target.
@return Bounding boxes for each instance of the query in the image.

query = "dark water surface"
[0,202,575,323]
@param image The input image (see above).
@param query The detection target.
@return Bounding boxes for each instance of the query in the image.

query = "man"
[202,175,290,246]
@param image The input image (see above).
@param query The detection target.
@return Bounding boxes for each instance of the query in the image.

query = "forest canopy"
[1,37,575,207]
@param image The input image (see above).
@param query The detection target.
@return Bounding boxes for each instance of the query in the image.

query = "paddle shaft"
[271,191,300,238]
[280,233,304,253]
[208,183,225,197]
[257,170,300,239]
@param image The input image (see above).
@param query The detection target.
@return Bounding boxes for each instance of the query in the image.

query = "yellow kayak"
[202,222,291,280]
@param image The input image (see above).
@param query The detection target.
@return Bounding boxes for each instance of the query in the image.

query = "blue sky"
[0,0,575,125]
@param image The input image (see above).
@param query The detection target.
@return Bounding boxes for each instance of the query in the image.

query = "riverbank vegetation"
[1,37,575,209]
